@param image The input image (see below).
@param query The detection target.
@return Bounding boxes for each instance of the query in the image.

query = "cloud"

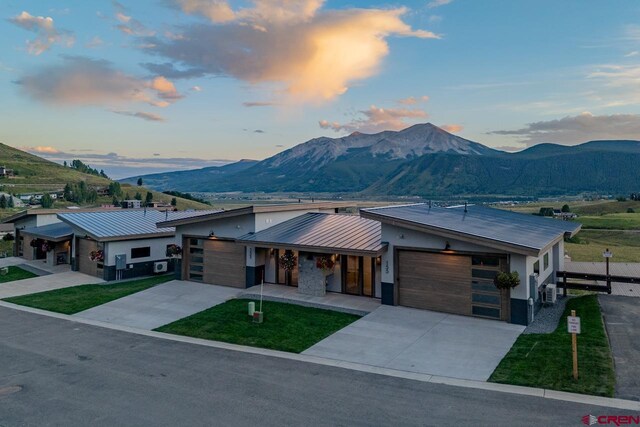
[587,64,640,107]
[19,146,234,179]
[113,1,155,36]
[440,124,463,133]
[320,104,428,133]
[427,0,453,9]
[85,36,105,48]
[488,112,640,145]
[20,146,61,154]
[144,1,438,102]
[254,129,265,133]
[140,62,207,79]
[9,11,75,55]
[111,110,166,122]
[625,51,639,57]
[493,145,525,152]
[18,56,183,109]
[243,101,276,107]
[397,95,429,105]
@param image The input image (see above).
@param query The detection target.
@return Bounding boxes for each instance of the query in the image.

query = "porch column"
[297,252,326,297]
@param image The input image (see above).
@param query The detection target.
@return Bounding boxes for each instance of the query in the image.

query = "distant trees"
[69,160,110,179]
[0,195,6,209]
[41,193,54,208]
[145,191,153,205]
[137,177,143,186]
[170,197,177,207]
[108,182,122,197]
[630,193,640,201]
[7,195,13,208]
[162,190,210,205]
[134,192,142,201]
[538,207,554,217]
[561,204,571,213]
[63,181,98,204]
[628,208,636,213]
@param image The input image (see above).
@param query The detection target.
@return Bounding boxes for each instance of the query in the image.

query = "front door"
[276,249,298,286]
[342,256,375,297]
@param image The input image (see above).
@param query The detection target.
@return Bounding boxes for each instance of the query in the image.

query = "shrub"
[494,271,520,289]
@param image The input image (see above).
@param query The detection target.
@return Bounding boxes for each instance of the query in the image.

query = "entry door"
[342,256,375,297]
[344,256,359,295]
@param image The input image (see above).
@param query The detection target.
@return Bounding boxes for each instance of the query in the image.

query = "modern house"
[360,204,581,325]
[160,202,579,326]
[58,209,217,280]
[156,202,360,288]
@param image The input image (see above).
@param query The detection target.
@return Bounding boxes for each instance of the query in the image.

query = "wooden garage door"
[397,251,472,316]
[77,238,99,277]
[185,238,245,288]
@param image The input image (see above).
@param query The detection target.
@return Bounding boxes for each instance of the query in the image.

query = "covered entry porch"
[237,213,387,298]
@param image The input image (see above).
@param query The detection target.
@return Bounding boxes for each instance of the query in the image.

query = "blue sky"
[2,0,640,178]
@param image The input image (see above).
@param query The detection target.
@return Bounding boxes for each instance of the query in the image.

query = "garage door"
[397,251,508,320]
[77,238,100,278]
[185,237,246,288]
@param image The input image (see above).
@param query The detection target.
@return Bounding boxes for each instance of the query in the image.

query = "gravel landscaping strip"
[523,296,572,334]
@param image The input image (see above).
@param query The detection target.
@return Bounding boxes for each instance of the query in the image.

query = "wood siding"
[185,237,246,288]
[397,251,472,316]
[77,238,100,277]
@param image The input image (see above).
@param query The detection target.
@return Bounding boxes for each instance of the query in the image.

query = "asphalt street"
[0,306,634,426]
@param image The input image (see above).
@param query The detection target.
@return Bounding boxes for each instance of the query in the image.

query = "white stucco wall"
[176,215,255,242]
[36,214,61,227]
[104,236,177,266]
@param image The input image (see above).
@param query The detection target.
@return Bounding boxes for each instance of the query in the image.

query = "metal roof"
[21,222,74,242]
[157,202,366,228]
[361,204,581,256]
[237,213,387,256]
[58,209,221,241]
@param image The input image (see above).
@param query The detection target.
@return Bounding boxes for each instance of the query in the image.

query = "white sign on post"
[567,316,581,334]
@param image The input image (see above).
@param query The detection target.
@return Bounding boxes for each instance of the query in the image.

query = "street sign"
[568,316,581,334]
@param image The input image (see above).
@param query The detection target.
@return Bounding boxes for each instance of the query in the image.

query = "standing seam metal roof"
[362,204,581,253]
[21,222,74,241]
[237,213,386,254]
[57,210,221,240]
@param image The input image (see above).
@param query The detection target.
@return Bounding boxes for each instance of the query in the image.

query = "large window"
[131,246,151,259]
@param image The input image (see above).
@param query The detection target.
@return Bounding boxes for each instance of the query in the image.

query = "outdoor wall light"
[444,242,451,251]
[209,231,215,237]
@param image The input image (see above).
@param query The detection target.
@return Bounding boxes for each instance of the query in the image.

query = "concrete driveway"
[303,305,524,381]
[599,295,640,401]
[74,280,241,330]
[0,271,103,299]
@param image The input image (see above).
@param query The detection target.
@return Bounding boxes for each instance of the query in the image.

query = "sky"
[2,0,640,178]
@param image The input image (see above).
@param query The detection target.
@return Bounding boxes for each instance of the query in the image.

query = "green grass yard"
[155,299,360,353]
[574,212,640,230]
[0,266,38,283]
[4,275,172,314]
[489,296,615,397]
[565,230,640,262]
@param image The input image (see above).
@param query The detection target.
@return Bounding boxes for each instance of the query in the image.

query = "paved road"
[0,307,634,427]
[599,295,640,401]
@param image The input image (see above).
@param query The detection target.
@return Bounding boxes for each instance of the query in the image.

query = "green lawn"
[489,296,615,397]
[4,275,172,314]
[565,230,640,262]
[155,298,360,353]
[0,266,38,283]
[574,213,640,230]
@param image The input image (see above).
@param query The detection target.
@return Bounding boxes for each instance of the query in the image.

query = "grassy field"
[4,275,172,314]
[490,296,615,397]
[565,230,640,262]
[499,199,639,216]
[0,266,37,283]
[573,213,640,230]
[156,299,360,353]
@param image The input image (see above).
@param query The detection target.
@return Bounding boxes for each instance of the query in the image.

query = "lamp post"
[603,248,613,294]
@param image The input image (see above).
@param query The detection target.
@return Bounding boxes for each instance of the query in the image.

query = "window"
[131,246,151,259]
[543,253,550,270]
[533,260,540,274]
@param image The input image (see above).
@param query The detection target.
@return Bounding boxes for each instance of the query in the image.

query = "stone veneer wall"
[297,252,326,296]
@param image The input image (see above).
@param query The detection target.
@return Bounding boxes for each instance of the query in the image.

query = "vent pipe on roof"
[428,200,432,209]
[464,202,468,213]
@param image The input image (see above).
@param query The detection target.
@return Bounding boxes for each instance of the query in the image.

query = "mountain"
[120,126,640,197]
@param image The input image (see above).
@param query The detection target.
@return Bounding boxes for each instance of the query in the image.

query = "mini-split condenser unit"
[154,261,168,274]
[541,283,557,305]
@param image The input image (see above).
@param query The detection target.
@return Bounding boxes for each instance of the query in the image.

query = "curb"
[1,300,638,411]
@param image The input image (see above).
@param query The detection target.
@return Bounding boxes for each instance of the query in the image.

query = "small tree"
[124,192,131,200]
[170,197,177,207]
[7,195,14,208]
[538,207,554,217]
[145,191,153,205]
[561,204,570,213]
[137,177,143,186]
[0,195,6,209]
[134,192,142,201]
[41,193,54,208]
[628,208,636,213]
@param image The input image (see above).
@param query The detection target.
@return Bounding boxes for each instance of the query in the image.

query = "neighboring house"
[157,202,358,288]
[0,166,14,177]
[359,204,581,325]
[58,209,219,280]
[122,200,142,209]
